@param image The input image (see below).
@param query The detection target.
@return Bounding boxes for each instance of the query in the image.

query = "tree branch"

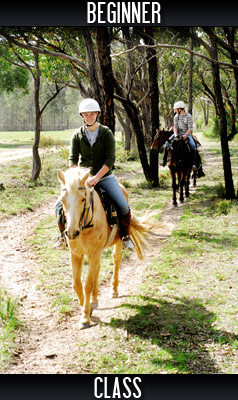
[111,42,238,71]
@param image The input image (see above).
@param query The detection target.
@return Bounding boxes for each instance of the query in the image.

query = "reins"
[78,186,94,232]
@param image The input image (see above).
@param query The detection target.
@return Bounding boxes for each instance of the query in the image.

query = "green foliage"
[0,147,68,219]
[0,289,20,367]
[0,47,29,94]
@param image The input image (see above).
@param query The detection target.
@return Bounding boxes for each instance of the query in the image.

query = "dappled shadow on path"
[109,296,237,373]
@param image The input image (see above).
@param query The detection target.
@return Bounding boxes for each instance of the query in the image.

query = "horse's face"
[150,129,170,151]
[57,168,90,240]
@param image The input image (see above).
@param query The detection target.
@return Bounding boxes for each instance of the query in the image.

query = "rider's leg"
[97,175,134,249]
[160,134,174,167]
[53,199,67,249]
[187,134,197,170]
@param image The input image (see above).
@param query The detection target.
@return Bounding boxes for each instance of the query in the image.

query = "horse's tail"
[130,212,166,260]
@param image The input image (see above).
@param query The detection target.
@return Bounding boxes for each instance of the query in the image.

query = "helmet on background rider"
[173,101,185,110]
[79,98,101,114]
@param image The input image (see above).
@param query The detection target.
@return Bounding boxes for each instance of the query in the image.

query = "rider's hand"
[86,175,99,187]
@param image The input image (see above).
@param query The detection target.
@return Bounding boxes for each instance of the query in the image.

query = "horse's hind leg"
[91,264,100,310]
[179,175,185,203]
[185,173,190,198]
[111,241,122,298]
[192,171,197,187]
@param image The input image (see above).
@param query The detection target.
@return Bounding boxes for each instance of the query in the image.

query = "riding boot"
[119,210,134,249]
[160,148,168,167]
[54,201,67,249]
[53,224,67,249]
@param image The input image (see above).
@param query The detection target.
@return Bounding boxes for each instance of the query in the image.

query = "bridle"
[78,186,94,232]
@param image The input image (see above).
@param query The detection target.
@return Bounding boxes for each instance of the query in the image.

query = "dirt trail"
[0,143,212,373]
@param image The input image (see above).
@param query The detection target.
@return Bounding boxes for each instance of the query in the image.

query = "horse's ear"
[57,169,65,185]
[81,170,90,186]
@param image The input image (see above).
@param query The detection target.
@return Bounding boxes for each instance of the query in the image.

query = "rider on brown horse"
[161,101,197,169]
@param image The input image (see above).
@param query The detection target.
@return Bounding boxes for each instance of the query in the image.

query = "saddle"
[55,187,119,233]
[95,186,119,226]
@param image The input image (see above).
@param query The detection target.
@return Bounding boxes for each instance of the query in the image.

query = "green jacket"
[69,124,115,177]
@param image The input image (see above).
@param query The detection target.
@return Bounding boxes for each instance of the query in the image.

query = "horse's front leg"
[179,173,185,203]
[71,252,84,307]
[170,169,177,206]
[79,251,101,330]
[111,241,122,298]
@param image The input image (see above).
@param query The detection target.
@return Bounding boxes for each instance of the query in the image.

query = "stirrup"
[122,236,134,250]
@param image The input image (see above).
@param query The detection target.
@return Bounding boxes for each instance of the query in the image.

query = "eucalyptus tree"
[0,29,71,180]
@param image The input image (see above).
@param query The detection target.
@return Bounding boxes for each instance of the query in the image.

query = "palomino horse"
[57,167,158,329]
[151,129,193,206]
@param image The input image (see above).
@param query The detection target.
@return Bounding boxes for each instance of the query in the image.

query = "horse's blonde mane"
[64,167,90,188]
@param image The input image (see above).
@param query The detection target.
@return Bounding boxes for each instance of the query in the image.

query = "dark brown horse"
[151,129,193,206]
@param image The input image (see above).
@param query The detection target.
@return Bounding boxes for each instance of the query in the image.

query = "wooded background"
[0,27,237,198]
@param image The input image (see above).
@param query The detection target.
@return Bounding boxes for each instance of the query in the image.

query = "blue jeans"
[96,174,130,216]
[165,132,196,150]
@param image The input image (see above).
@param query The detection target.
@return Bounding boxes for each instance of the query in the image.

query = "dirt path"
[0,146,57,164]
[0,190,188,374]
[0,147,33,163]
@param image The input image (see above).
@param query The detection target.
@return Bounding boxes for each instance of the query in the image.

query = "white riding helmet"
[174,101,185,109]
[79,98,101,114]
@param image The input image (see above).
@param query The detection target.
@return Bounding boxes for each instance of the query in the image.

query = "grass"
[0,289,21,368]
[0,151,69,218]
[64,136,238,374]
[0,130,74,148]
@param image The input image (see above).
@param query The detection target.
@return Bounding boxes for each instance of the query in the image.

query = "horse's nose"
[65,230,80,240]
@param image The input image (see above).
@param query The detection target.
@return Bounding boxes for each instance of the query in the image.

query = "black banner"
[1,374,237,400]
[0,1,238,26]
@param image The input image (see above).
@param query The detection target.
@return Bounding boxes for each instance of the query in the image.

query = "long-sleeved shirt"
[174,112,193,135]
[68,124,116,178]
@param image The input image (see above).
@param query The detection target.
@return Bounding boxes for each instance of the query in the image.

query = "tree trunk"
[210,39,236,199]
[188,30,193,115]
[115,108,132,151]
[143,27,160,187]
[122,100,150,180]
[115,83,150,180]
[82,29,104,107]
[31,52,41,181]
[96,28,115,134]
[95,28,150,180]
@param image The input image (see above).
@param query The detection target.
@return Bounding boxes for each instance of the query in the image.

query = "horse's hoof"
[111,292,118,299]
[173,202,178,207]
[180,199,184,203]
[91,301,98,310]
[79,322,90,330]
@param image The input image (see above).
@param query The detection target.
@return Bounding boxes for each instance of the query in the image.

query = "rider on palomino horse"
[54,98,134,250]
